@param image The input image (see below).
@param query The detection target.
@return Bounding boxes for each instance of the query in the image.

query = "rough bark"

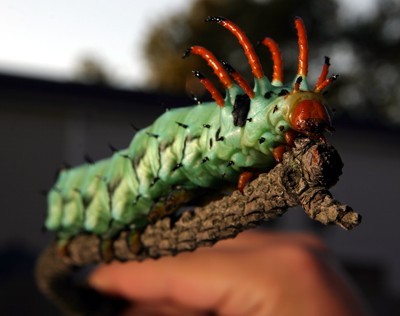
[35,138,361,315]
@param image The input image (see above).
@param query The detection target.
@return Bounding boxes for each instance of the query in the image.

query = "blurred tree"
[74,56,111,86]
[143,0,400,126]
[143,0,337,94]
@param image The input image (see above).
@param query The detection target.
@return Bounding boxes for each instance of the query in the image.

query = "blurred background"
[0,0,399,314]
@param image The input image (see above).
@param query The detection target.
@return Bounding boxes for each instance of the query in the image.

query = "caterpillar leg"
[99,238,114,263]
[273,130,299,162]
[55,239,70,258]
[147,188,200,224]
[238,171,255,193]
[100,232,143,259]
[273,145,286,163]
[284,130,298,147]
[126,230,142,255]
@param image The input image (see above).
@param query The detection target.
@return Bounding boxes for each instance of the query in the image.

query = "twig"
[35,138,361,315]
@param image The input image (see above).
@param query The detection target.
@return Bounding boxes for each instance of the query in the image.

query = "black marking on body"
[176,122,188,129]
[150,177,160,186]
[278,89,289,96]
[209,138,213,149]
[247,118,252,122]
[132,194,142,205]
[264,91,274,99]
[203,124,211,128]
[215,128,224,142]
[172,163,183,171]
[202,156,209,163]
[227,160,235,167]
[259,137,266,144]
[279,125,285,132]
[146,132,159,139]
[273,105,279,113]
[232,94,251,127]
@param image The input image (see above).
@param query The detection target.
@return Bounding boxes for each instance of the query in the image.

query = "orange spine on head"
[316,56,330,88]
[315,74,339,93]
[184,46,232,90]
[192,71,225,107]
[294,17,308,77]
[222,61,254,98]
[206,16,264,79]
[261,37,283,84]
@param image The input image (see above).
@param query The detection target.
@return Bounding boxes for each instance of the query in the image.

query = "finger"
[89,245,275,315]
[89,252,235,310]
[89,231,330,315]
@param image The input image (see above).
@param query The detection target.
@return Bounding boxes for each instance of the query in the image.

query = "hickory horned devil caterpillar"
[45,16,344,261]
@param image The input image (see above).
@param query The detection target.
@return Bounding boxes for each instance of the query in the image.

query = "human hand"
[89,231,368,316]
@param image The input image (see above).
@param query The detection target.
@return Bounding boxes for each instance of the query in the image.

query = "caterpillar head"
[284,88,334,138]
[184,16,338,141]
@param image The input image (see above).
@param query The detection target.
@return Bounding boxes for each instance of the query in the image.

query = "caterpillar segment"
[45,16,338,257]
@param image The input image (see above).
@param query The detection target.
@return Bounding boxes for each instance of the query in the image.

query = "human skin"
[89,231,369,316]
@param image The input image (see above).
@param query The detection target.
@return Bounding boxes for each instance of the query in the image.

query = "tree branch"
[35,138,361,315]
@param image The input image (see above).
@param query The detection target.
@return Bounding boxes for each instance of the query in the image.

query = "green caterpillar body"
[45,16,336,245]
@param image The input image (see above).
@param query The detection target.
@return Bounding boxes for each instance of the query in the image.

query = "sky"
[0,0,377,88]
